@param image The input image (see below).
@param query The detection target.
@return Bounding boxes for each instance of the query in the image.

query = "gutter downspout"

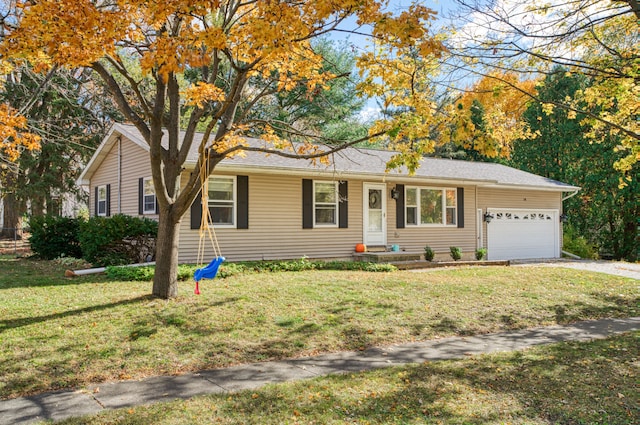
[118,136,122,214]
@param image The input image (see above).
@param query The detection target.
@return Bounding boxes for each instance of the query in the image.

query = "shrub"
[28,215,83,260]
[475,248,487,261]
[105,259,397,281]
[105,265,156,281]
[424,245,435,261]
[563,226,598,259]
[449,246,462,261]
[79,214,158,266]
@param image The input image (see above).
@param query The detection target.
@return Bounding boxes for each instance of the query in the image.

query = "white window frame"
[405,186,457,227]
[142,177,156,214]
[405,187,418,225]
[208,176,236,228]
[313,180,339,228]
[97,185,107,217]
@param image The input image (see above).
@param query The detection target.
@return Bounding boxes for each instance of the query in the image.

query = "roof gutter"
[187,162,580,192]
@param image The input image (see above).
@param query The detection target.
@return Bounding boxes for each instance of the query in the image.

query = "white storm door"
[363,183,386,246]
[477,209,483,249]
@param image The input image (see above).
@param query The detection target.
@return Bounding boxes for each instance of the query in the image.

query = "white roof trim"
[195,163,580,192]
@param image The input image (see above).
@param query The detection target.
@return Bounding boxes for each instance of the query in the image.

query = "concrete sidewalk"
[2,317,639,425]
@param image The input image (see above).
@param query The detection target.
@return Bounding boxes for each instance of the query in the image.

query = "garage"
[486,208,559,260]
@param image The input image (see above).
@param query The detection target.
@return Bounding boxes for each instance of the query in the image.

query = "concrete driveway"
[512,259,640,280]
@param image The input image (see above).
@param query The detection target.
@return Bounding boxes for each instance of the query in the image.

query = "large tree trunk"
[0,168,26,239]
[621,218,638,262]
[30,195,45,218]
[1,192,24,239]
[152,207,181,299]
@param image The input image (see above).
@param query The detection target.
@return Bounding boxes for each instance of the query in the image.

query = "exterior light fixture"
[390,187,400,200]
[483,212,494,223]
[560,213,568,223]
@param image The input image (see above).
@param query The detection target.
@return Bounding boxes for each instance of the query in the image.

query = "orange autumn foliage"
[451,72,537,158]
[0,104,40,162]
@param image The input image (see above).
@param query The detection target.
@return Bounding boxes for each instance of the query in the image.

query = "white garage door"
[486,209,559,260]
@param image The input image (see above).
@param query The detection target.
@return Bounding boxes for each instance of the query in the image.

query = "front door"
[363,183,386,246]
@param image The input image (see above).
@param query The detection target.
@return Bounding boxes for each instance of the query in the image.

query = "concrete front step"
[353,251,422,263]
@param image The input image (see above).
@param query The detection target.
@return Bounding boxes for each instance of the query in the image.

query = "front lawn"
[55,332,640,424]
[1,256,637,399]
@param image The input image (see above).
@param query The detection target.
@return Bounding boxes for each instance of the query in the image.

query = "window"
[406,188,418,225]
[208,176,235,226]
[143,177,156,214]
[445,189,457,225]
[314,181,338,226]
[405,187,457,226]
[97,185,107,216]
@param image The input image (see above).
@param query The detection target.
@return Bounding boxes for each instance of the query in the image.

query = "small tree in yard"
[2,1,445,299]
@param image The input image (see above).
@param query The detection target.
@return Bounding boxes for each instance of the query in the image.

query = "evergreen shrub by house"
[563,225,598,259]
[79,214,158,266]
[449,246,462,261]
[424,245,435,261]
[28,215,84,260]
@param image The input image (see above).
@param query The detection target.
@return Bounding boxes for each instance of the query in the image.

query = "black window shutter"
[237,175,249,229]
[395,184,405,229]
[106,184,111,216]
[190,191,202,229]
[457,187,464,228]
[338,181,348,228]
[302,179,313,229]
[138,178,144,215]
[94,186,98,217]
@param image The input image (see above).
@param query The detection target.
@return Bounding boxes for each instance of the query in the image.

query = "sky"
[326,1,459,122]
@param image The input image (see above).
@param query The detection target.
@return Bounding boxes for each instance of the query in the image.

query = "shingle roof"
[91,123,579,192]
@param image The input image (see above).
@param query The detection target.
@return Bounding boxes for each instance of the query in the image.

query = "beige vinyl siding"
[389,185,477,259]
[120,138,156,218]
[178,174,479,263]
[477,187,563,249]
[89,140,119,216]
[179,173,366,263]
[89,136,157,219]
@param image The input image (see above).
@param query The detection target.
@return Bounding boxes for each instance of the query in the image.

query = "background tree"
[0,64,116,238]
[244,38,368,142]
[512,68,639,261]
[1,0,444,299]
[0,100,40,237]
[448,72,536,161]
[447,0,639,182]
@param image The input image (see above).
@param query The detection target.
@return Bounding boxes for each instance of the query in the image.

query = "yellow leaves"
[0,104,41,162]
[1,0,453,178]
[541,103,554,116]
[183,83,225,108]
[2,0,126,68]
[372,4,438,49]
[451,72,538,158]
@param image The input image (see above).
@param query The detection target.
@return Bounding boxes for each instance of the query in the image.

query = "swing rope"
[194,150,224,295]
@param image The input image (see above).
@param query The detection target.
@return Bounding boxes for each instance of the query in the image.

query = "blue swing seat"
[194,256,226,282]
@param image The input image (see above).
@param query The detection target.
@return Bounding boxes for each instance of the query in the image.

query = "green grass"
[1,256,638,400]
[55,332,639,424]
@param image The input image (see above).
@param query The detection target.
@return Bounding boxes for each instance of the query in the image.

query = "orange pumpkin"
[355,243,367,253]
